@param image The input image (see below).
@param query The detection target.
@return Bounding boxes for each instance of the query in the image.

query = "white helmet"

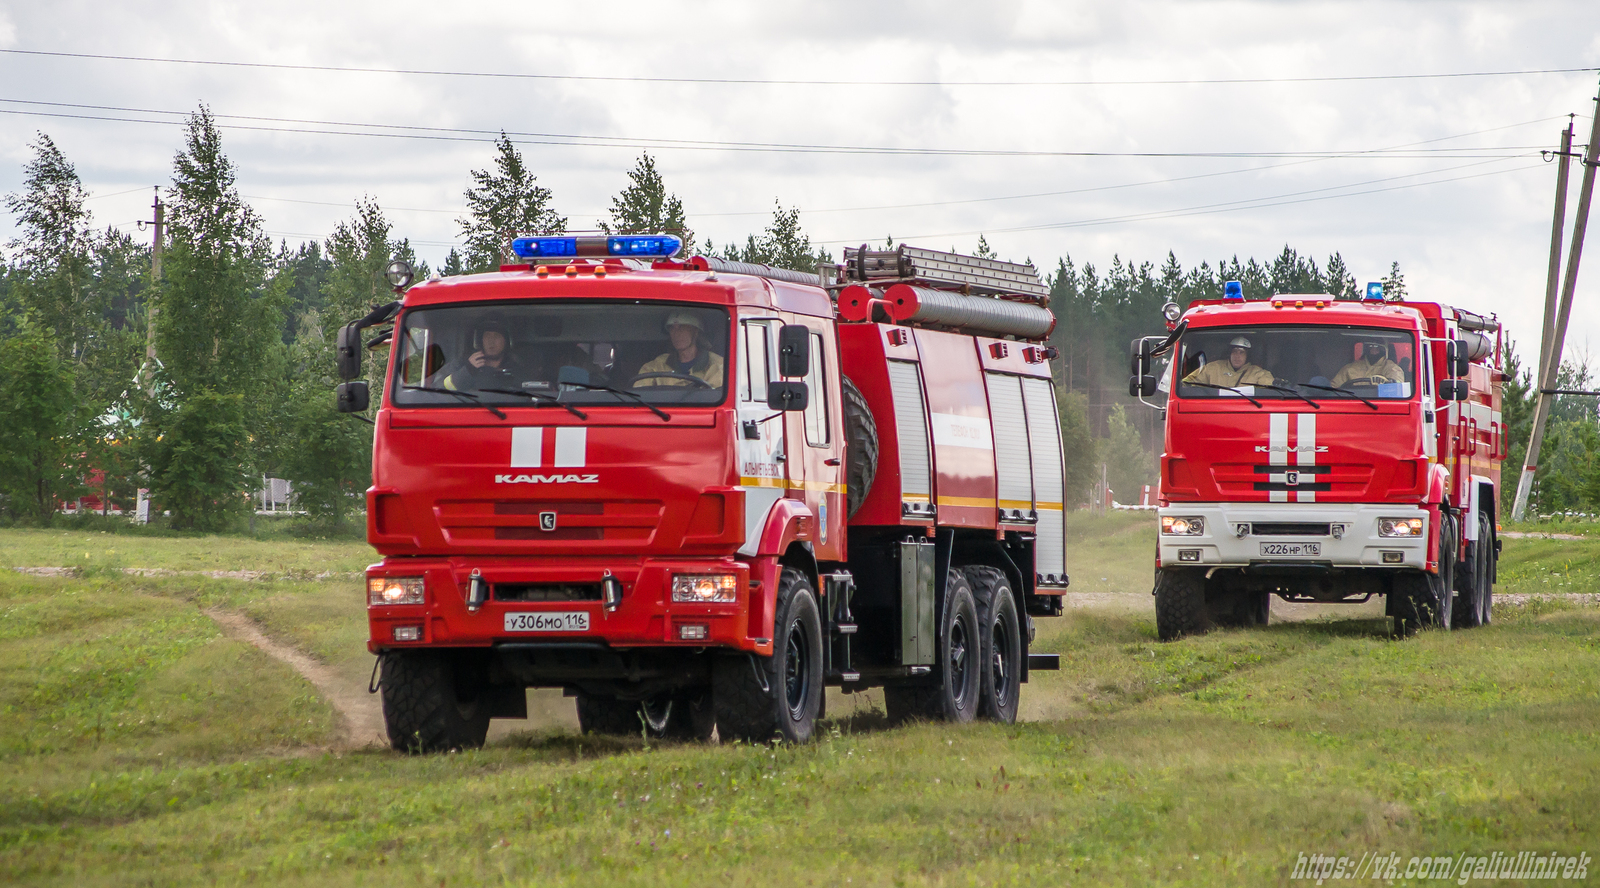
[1229,336,1252,350]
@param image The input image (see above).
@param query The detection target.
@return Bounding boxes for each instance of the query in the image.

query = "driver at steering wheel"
[1330,341,1405,388]
[634,311,724,388]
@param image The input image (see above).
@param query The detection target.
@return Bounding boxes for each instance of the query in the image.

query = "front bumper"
[1157,503,1428,569]
[365,556,767,655]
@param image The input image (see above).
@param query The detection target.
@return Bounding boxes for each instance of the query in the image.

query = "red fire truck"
[335,238,1067,752]
[1130,282,1503,639]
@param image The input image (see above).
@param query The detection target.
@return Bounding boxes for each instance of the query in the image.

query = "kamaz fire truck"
[1130,282,1503,639]
[335,237,1067,751]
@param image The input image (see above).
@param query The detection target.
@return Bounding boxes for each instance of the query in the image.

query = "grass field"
[2,519,1597,886]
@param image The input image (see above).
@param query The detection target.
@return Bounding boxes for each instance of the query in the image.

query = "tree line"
[0,108,1584,528]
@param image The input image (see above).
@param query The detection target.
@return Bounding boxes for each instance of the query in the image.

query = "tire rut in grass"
[204,608,385,749]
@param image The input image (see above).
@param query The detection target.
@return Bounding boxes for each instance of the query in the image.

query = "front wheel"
[380,650,492,753]
[1154,568,1209,640]
[713,568,822,743]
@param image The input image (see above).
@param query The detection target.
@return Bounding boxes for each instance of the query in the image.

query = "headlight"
[1378,518,1424,538]
[368,576,425,605]
[671,573,738,603]
[1160,516,1205,536]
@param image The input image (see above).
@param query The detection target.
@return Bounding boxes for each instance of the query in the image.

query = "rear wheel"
[965,566,1022,724]
[1154,568,1209,640]
[380,650,492,753]
[713,568,822,743]
[1478,511,1495,625]
[886,570,981,724]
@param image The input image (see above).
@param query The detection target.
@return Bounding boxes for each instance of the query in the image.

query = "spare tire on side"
[842,376,878,518]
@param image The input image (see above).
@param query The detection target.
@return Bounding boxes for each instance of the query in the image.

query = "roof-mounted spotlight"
[384,259,415,292]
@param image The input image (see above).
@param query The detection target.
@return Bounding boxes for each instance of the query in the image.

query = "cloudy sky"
[1,1,1598,364]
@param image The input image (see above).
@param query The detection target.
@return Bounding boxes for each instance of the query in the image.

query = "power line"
[0,98,1543,159]
[2,48,1594,88]
[823,160,1540,242]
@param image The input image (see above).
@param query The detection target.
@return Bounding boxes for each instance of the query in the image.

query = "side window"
[401,327,429,386]
[804,331,830,446]
[741,321,771,403]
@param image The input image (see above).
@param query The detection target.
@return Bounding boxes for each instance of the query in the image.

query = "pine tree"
[1324,252,1358,300]
[974,235,997,259]
[1380,261,1407,301]
[442,247,465,277]
[741,201,830,272]
[600,153,692,251]
[143,106,285,530]
[459,133,565,272]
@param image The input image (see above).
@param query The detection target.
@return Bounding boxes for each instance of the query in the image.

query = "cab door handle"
[824,457,841,466]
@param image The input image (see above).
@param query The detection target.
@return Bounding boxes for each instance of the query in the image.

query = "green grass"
[0,527,377,575]
[3,525,1599,885]
[1066,510,1156,595]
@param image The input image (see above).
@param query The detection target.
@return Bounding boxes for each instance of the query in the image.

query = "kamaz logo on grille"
[495,473,599,484]
[1255,445,1328,453]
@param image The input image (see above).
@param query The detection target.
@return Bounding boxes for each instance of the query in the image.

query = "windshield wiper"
[479,388,588,420]
[1254,383,1320,408]
[551,381,672,421]
[1184,380,1262,407]
[400,385,506,419]
[1300,383,1380,410]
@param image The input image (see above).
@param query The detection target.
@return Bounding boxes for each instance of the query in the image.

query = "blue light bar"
[510,234,683,260]
[1365,282,1384,301]
[1223,280,1243,300]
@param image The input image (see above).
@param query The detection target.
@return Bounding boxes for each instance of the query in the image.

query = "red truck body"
[352,244,1067,748]
[1142,293,1503,636]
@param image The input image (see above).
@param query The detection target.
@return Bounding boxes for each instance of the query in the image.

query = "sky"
[1,1,1599,367]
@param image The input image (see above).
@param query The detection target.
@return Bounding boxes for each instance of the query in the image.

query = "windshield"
[391,301,730,408]
[1173,325,1418,400]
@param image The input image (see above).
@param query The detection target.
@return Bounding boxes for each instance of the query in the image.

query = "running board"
[1027,653,1061,671]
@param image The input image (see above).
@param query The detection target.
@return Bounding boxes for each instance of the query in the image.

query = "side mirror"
[335,380,370,413]
[1128,338,1156,396]
[1445,340,1469,378]
[777,324,811,378]
[336,324,363,380]
[767,380,809,411]
[1437,379,1468,402]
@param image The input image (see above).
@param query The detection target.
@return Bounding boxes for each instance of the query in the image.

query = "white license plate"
[504,611,590,632]
[1260,542,1320,557]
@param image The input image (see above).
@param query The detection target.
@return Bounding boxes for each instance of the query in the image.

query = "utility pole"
[144,187,163,370]
[1513,84,1600,522]
[1512,120,1577,521]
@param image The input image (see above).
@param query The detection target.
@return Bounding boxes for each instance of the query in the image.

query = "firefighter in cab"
[635,310,725,387]
[1330,341,1405,388]
[1183,336,1273,387]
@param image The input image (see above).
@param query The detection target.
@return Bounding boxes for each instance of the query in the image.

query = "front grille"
[1250,522,1330,536]
[494,582,601,602]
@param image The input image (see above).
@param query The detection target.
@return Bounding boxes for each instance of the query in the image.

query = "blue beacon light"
[510,234,683,260]
[1223,280,1243,300]
[1365,282,1384,301]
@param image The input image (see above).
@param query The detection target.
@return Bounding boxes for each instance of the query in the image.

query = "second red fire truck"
[336,239,1067,751]
[1131,282,1503,638]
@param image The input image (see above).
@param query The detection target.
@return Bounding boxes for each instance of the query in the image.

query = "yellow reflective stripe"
[738,477,848,495]
[998,499,1033,510]
[1035,502,1064,511]
[937,495,995,508]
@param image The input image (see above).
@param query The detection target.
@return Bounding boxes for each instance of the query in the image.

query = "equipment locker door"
[1021,377,1068,586]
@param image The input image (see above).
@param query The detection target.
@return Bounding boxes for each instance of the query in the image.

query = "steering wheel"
[627,372,713,389]
[1343,376,1388,387]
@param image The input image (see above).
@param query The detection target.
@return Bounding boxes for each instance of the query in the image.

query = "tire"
[713,568,822,744]
[380,650,492,753]
[1394,511,1456,635]
[578,690,716,741]
[885,570,981,724]
[1244,591,1271,627]
[841,376,879,518]
[1154,568,1210,640]
[1454,509,1493,628]
[576,693,642,736]
[965,566,1022,724]
[1432,512,1456,630]
[1478,511,1495,626]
